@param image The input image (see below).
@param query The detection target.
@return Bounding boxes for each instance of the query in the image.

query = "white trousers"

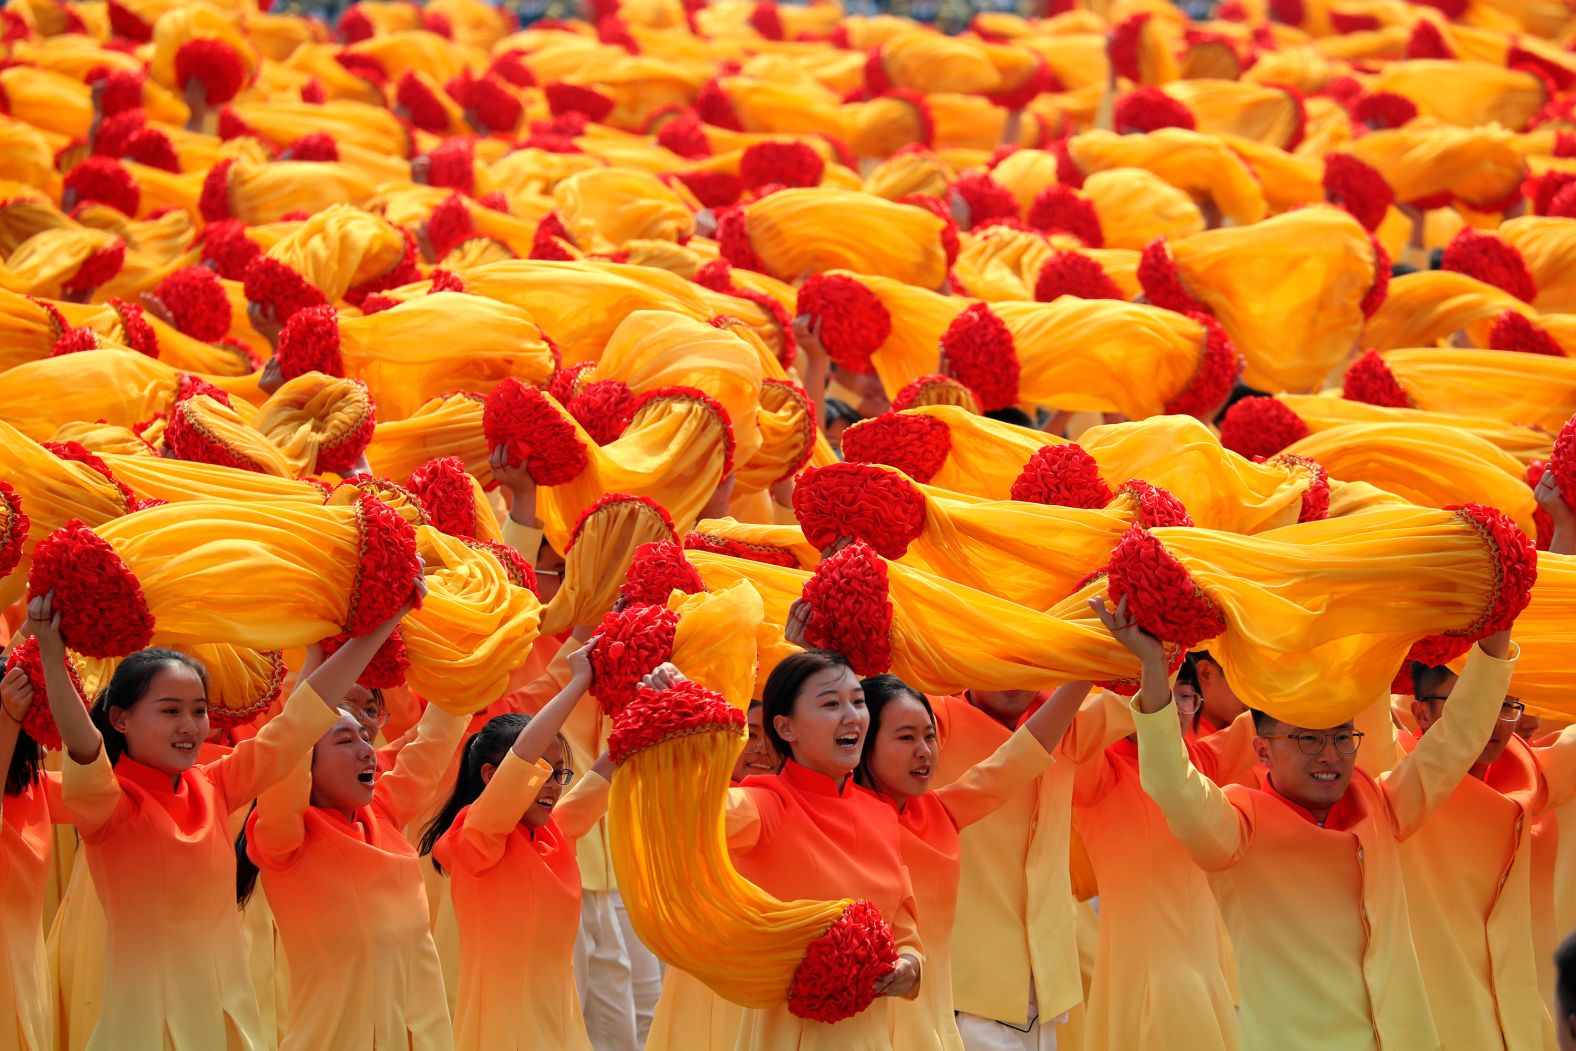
[575,889,664,1051]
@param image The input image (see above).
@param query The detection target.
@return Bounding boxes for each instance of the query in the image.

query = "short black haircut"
[984,406,1033,428]
[761,649,855,760]
[1556,929,1576,1020]
[1251,708,1277,736]
[1410,662,1454,700]
[1175,656,1200,694]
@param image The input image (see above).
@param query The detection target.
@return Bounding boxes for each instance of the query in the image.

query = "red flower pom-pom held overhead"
[607,677,744,765]
[940,303,1020,413]
[321,629,408,690]
[1218,396,1310,460]
[1114,87,1197,133]
[0,479,28,579]
[545,82,615,123]
[153,266,232,342]
[64,157,140,217]
[1137,238,1204,315]
[740,141,824,190]
[1011,444,1113,508]
[1353,91,1418,131]
[407,456,479,538]
[949,172,1019,230]
[243,256,328,327]
[1034,251,1123,302]
[1322,153,1393,233]
[174,38,248,106]
[482,379,590,486]
[567,379,637,445]
[1027,186,1104,247]
[589,603,680,717]
[841,412,953,485]
[796,274,893,375]
[1113,480,1194,529]
[1266,453,1331,522]
[1550,413,1576,510]
[1489,310,1565,356]
[1447,502,1538,639]
[199,218,259,279]
[788,898,898,1023]
[343,493,421,637]
[1441,229,1537,303]
[1104,525,1225,650]
[793,462,927,560]
[27,520,154,658]
[801,539,895,677]
[6,636,88,751]
[62,240,127,298]
[1343,350,1411,407]
[621,540,705,607]
[274,303,345,380]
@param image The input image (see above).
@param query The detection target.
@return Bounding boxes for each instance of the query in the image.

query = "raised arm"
[1536,471,1575,557]
[28,594,98,766]
[933,682,1087,830]
[492,445,545,564]
[375,701,469,830]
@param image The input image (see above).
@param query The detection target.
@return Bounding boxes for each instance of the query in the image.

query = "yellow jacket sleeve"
[1133,699,1248,871]
[208,681,342,812]
[502,517,545,564]
[61,745,127,840]
[934,726,1053,830]
[554,768,611,842]
[375,703,469,830]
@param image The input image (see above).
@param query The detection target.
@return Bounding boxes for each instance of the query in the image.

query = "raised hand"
[1087,594,1166,665]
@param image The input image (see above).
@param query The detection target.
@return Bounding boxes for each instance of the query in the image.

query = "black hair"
[90,649,210,766]
[417,714,570,874]
[1410,662,1453,700]
[1556,929,1576,1020]
[1175,655,1201,694]
[823,398,862,429]
[1219,381,1271,418]
[235,803,261,908]
[854,674,934,791]
[984,407,1034,428]
[760,649,855,761]
[1251,708,1277,736]
[5,727,42,796]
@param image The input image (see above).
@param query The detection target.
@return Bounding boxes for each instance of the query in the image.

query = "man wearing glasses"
[1091,593,1518,1051]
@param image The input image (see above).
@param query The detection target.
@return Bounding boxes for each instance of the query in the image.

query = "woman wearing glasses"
[1092,592,1518,1051]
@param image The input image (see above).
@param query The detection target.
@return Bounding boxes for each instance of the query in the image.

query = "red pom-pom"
[546,82,614,122]
[396,72,451,134]
[1360,236,1391,319]
[275,303,344,380]
[629,387,736,476]
[1441,229,1536,303]
[464,75,525,135]
[749,0,785,38]
[1550,414,1576,510]
[107,298,157,357]
[424,194,476,260]
[694,79,744,132]
[490,51,536,89]
[1026,186,1103,247]
[343,493,421,636]
[674,170,743,209]
[94,109,148,159]
[407,456,479,538]
[1219,396,1309,459]
[1489,311,1564,356]
[549,360,596,404]
[125,127,180,172]
[28,520,154,657]
[283,131,338,162]
[429,269,466,295]
[1353,92,1417,131]
[198,218,257,279]
[566,379,637,445]
[949,172,1019,230]
[794,462,926,560]
[86,67,144,117]
[243,257,328,326]
[621,540,704,606]
[940,303,1020,412]
[714,206,766,274]
[0,479,26,578]
[1034,251,1123,302]
[1011,444,1113,507]
[321,628,408,690]
[1323,154,1393,233]
[422,10,453,36]
[1449,502,1539,637]
[198,158,238,222]
[334,51,387,87]
[607,677,744,763]
[683,529,801,567]
[657,113,711,159]
[590,603,680,717]
[174,38,248,106]
[1108,14,1150,81]
[788,899,898,1023]
[51,327,101,356]
[802,540,894,676]
[153,266,232,341]
[106,0,153,40]
[62,240,126,296]
[301,79,326,104]
[482,379,589,486]
[1105,525,1224,649]
[1115,87,1197,133]
[841,412,952,484]
[1113,480,1193,528]
[740,141,824,190]
[1164,313,1239,420]
[338,5,373,42]
[796,274,892,373]
[64,157,140,217]
[6,636,88,751]
[1137,238,1203,314]
[1343,350,1410,407]
[1405,20,1455,59]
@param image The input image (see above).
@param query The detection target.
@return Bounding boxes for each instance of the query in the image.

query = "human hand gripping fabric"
[1089,594,1172,715]
[873,953,921,1000]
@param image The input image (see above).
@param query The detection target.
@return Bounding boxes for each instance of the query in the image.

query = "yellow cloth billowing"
[259,204,408,305]
[1160,81,1304,149]
[1367,60,1548,132]
[402,526,543,714]
[799,272,965,398]
[1503,553,1576,716]
[1361,270,1527,352]
[540,494,680,635]
[1080,168,1206,250]
[1362,348,1576,431]
[1218,134,1325,215]
[251,373,377,479]
[553,169,696,255]
[0,117,62,201]
[0,288,80,369]
[1067,129,1268,227]
[862,150,956,202]
[735,379,816,497]
[222,99,412,159]
[98,452,326,506]
[875,28,1003,94]
[687,518,822,571]
[80,643,285,727]
[1159,205,1378,393]
[291,293,555,420]
[841,404,1061,500]
[1281,422,1537,539]
[216,161,379,226]
[168,394,296,476]
[342,29,475,84]
[1340,121,1523,211]
[1497,217,1576,316]
[1271,394,1555,465]
[731,188,950,289]
[668,581,766,709]
[0,66,94,141]
[148,2,259,98]
[364,392,489,487]
[0,227,125,300]
[951,227,1052,303]
[49,423,157,459]
[697,76,853,142]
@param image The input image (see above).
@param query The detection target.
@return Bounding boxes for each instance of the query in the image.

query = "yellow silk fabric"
[100,452,325,506]
[172,395,297,476]
[1282,423,1537,539]
[1162,81,1304,148]
[148,2,259,96]
[224,99,412,159]
[1081,168,1205,250]
[540,495,680,635]
[0,288,68,369]
[0,227,125,299]
[1219,134,1325,214]
[0,116,63,199]
[845,405,1060,500]
[329,292,555,420]
[403,526,542,713]
[1067,129,1268,227]
[862,150,955,202]
[669,581,766,709]
[251,373,376,479]
[364,393,490,487]
[736,380,816,494]
[79,643,285,724]
[1373,348,1576,431]
[1362,270,1525,352]
[1367,61,1547,131]
[553,169,696,254]
[1504,553,1576,716]
[0,66,94,140]
[49,423,157,458]
[740,189,950,289]
[1272,394,1555,465]
[1497,216,1576,316]
[1167,206,1378,393]
[222,162,379,226]
[262,204,407,304]
[1341,121,1523,211]
[689,517,823,570]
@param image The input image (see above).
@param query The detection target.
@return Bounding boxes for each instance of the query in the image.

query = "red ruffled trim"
[1441,229,1536,303]
[28,519,154,657]
[1113,480,1193,528]
[275,303,344,380]
[682,530,800,567]
[890,374,979,413]
[1532,172,1576,216]
[759,378,816,482]
[788,899,898,1023]
[0,479,28,578]
[321,628,408,690]
[198,218,258,279]
[463,538,539,596]
[312,380,374,476]
[407,456,479,538]
[1164,313,1240,420]
[153,266,231,342]
[1343,351,1410,407]
[106,299,157,357]
[841,412,952,485]
[338,5,372,42]
[51,327,101,356]
[546,82,614,123]
[1353,92,1418,131]
[461,74,525,135]
[1034,251,1122,302]
[1114,87,1197,134]
[284,132,338,162]
[6,636,88,751]
[1104,525,1224,650]
[62,240,126,296]
[43,441,138,509]
[421,138,477,194]
[163,398,270,473]
[549,360,596,404]
[591,603,680,717]
[1509,45,1575,93]
[715,206,766,275]
[244,257,328,326]
[628,386,737,476]
[174,38,247,106]
[567,379,637,445]
[429,269,466,295]
[483,379,590,486]
[794,462,926,559]
[607,677,744,764]
[1360,235,1391,319]
[1489,311,1564,356]
[1447,502,1538,637]
[1406,634,1475,667]
[1261,452,1329,521]
[802,540,894,677]
[343,492,421,636]
[1108,13,1149,82]
[1218,396,1308,459]
[207,648,287,729]
[949,172,1019,231]
[425,194,475,261]
[657,114,712,159]
[1528,460,1555,550]
[198,158,236,222]
[1137,239,1205,314]
[1011,444,1112,507]
[940,303,1019,412]
[1322,154,1392,233]
[740,141,824,190]
[567,493,678,555]
[1026,186,1103,247]
[1551,413,1576,510]
[396,73,451,134]
[489,51,536,89]
[621,539,705,607]
[694,79,745,132]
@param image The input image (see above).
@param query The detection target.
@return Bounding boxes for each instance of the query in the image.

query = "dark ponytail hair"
[760,649,854,761]
[5,728,42,796]
[854,674,933,791]
[418,714,570,874]
[90,649,210,766]
[235,803,261,908]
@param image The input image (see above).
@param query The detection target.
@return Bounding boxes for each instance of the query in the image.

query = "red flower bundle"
[61,240,127,297]
[1343,351,1411,408]
[421,139,477,194]
[85,66,145,117]
[682,530,800,567]
[1034,251,1123,302]
[694,79,745,132]
[629,387,737,475]
[28,519,155,657]
[1218,396,1310,460]
[1107,13,1150,82]
[1404,20,1455,60]
[1267,453,1331,522]
[801,540,894,676]
[796,274,894,374]
[1137,238,1206,315]
[793,462,927,559]
[1322,154,1393,233]
[1353,92,1418,131]
[622,540,705,607]
[1104,525,1226,650]
[545,82,615,123]
[1489,311,1565,356]
[657,114,712,159]
[674,170,743,209]
[284,132,338,162]
[1011,444,1113,507]
[0,480,27,579]
[176,373,232,407]
[65,157,140,217]
[108,299,157,357]
[407,457,479,538]
[1163,313,1240,420]
[740,141,824,190]
[174,38,248,105]
[1114,88,1197,133]
[567,379,637,445]
[342,492,422,637]
[93,108,148,159]
[1550,413,1576,509]
[590,603,681,717]
[940,303,1020,412]
[320,628,409,690]
[607,677,744,764]
[787,899,898,1022]
[1441,229,1536,303]
[841,412,952,485]
[1114,480,1193,528]
[425,194,475,260]
[163,398,271,473]
[489,51,536,89]
[274,303,345,380]
[549,360,595,405]
[1410,503,1539,664]
[198,158,237,221]
[198,218,259,279]
[484,380,590,486]
[42,441,138,510]
[715,206,766,274]
[153,266,232,342]
[51,327,101,356]
[5,636,88,751]
[459,75,524,136]
[1027,187,1103,247]
[243,257,328,327]
[949,172,1019,230]
[396,73,451,134]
